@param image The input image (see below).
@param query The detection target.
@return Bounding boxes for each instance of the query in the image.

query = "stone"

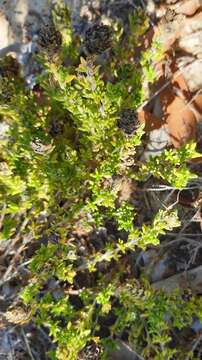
[110,341,143,360]
[175,0,202,16]
[0,12,13,50]
[179,59,202,92]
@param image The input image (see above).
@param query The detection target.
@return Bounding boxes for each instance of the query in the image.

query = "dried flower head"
[164,8,177,23]
[118,109,139,135]
[84,24,112,54]
[37,19,62,54]
[78,341,101,360]
[49,116,64,136]
[0,56,20,79]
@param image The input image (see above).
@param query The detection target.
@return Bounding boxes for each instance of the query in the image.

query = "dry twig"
[21,328,35,360]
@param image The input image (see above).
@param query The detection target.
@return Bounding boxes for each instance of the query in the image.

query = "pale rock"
[143,127,170,160]
[146,0,156,15]
[179,58,202,92]
[175,0,202,16]
[0,12,14,50]
[179,11,202,36]
[179,30,202,58]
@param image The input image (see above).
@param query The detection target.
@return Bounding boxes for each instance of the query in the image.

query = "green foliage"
[136,143,199,188]
[0,4,201,360]
[112,283,202,359]
[96,284,114,314]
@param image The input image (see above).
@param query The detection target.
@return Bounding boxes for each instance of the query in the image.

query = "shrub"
[0,2,201,359]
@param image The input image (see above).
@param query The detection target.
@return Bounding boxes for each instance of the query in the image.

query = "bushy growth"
[0,3,201,359]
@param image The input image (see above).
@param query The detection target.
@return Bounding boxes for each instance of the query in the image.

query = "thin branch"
[7,330,14,360]
[137,184,202,192]
[185,333,202,360]
[0,259,32,288]
[21,328,35,360]
[166,233,202,237]
[158,237,201,249]
[176,208,201,238]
